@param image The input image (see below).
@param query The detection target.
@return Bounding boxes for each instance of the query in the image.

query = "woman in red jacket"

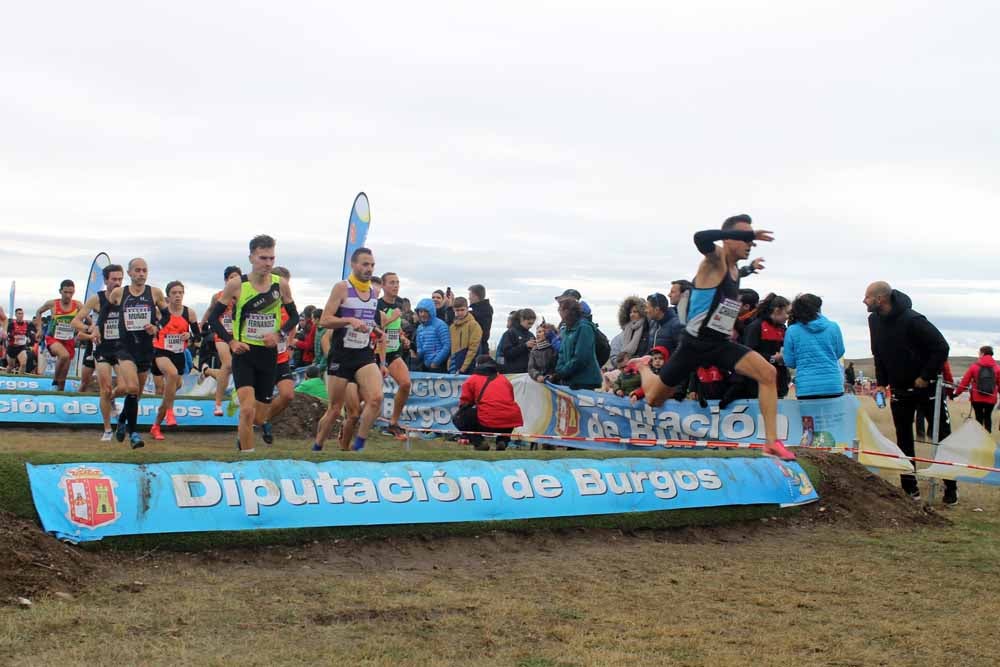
[955,346,999,432]
[458,355,524,451]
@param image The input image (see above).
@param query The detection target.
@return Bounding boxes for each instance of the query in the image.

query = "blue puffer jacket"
[784,315,845,398]
[414,298,451,371]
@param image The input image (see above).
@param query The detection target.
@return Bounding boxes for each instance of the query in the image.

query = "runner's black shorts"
[276,361,294,383]
[116,342,153,374]
[232,344,278,403]
[658,332,752,388]
[327,348,377,381]
[6,345,25,358]
[82,341,95,369]
[384,350,406,367]
[94,342,120,366]
[152,349,185,376]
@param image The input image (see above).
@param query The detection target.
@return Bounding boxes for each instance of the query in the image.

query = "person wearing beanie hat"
[457,354,523,450]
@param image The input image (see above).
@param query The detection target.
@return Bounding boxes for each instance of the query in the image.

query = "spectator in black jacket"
[499,308,536,373]
[644,292,681,356]
[865,281,957,505]
[469,284,494,355]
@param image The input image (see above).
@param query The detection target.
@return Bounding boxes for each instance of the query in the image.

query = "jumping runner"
[201,265,241,416]
[258,266,297,445]
[107,258,168,449]
[378,272,411,440]
[208,236,298,453]
[150,280,199,441]
[72,264,125,439]
[635,214,795,460]
[34,280,82,391]
[6,308,38,373]
[312,247,384,452]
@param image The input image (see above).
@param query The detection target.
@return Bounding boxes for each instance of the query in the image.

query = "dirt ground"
[2,396,999,666]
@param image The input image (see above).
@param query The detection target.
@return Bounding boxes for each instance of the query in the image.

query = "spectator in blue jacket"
[414,297,451,372]
[783,294,845,399]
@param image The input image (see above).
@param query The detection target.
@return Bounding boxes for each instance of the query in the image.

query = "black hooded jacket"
[868,290,949,393]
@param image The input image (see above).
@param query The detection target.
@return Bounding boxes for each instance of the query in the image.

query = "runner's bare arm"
[34,299,54,333]
[71,295,101,333]
[200,294,218,327]
[207,278,242,343]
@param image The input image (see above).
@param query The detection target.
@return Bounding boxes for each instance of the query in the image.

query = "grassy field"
[2,398,1000,666]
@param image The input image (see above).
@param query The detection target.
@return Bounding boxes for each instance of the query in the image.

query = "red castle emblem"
[555,393,580,438]
[59,467,120,529]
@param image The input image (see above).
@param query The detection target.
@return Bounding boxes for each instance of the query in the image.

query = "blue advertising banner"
[0,394,236,427]
[27,456,818,542]
[341,192,371,280]
[380,373,861,449]
[1,373,219,398]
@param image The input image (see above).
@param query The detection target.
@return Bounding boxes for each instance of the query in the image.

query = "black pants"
[973,402,994,433]
[914,402,933,438]
[890,389,956,495]
[469,426,513,451]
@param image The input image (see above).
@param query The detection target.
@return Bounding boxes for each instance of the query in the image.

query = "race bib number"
[13,335,26,346]
[103,318,120,341]
[164,334,185,353]
[386,328,401,352]
[344,324,372,349]
[222,314,233,334]
[125,306,151,332]
[278,334,288,354]
[707,298,741,336]
[244,313,276,343]
[54,322,74,340]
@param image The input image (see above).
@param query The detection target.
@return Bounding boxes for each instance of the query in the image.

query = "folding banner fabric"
[27,456,819,542]
[918,418,1000,485]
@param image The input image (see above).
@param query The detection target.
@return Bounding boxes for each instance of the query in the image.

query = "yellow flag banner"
[918,418,1000,484]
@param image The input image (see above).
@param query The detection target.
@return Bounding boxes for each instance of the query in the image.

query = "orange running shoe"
[150,423,165,441]
[763,440,795,460]
[164,410,177,427]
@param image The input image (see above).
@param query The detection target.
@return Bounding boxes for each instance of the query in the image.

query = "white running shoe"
[100,430,113,442]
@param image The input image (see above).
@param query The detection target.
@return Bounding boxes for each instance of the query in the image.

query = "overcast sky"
[2,2,997,357]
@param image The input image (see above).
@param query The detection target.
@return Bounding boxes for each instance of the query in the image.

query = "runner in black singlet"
[72,264,126,441]
[635,214,795,460]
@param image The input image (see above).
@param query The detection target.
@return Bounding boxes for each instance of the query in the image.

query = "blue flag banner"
[380,373,861,450]
[8,280,14,316]
[341,192,371,280]
[27,456,818,542]
[0,394,235,427]
[83,252,110,305]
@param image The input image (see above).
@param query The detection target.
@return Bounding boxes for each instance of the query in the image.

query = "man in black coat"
[865,281,957,505]
[468,284,494,356]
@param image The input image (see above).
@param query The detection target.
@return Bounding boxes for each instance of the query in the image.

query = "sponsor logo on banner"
[773,460,815,497]
[555,392,580,437]
[59,467,120,529]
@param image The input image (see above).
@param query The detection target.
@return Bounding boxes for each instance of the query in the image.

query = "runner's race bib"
[222,314,233,334]
[386,328,401,352]
[344,321,373,349]
[54,322,75,340]
[125,306,152,332]
[278,333,288,354]
[13,335,26,346]
[164,334,185,353]
[103,318,120,340]
[707,298,741,336]
[244,313,276,343]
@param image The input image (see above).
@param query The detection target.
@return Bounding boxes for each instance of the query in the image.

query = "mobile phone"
[875,390,886,409]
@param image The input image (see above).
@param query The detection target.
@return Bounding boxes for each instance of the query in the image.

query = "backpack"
[976,364,996,396]
[594,325,611,367]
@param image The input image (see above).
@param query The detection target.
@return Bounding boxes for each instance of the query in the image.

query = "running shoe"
[386,423,407,440]
[150,423,165,441]
[115,418,127,443]
[100,430,113,442]
[943,488,959,506]
[762,440,796,460]
[311,443,323,452]
[213,403,224,417]
[261,422,274,445]
[164,410,177,427]
[129,432,145,449]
